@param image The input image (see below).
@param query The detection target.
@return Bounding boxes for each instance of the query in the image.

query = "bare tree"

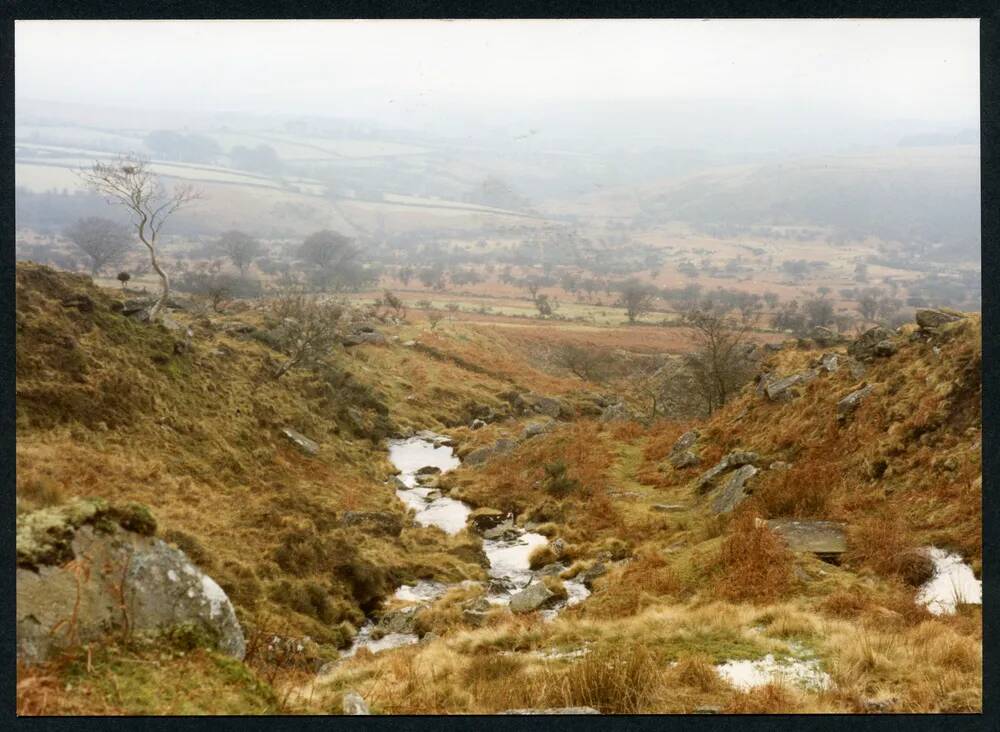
[553,343,613,382]
[79,154,199,321]
[216,230,262,276]
[618,279,658,324]
[682,305,759,414]
[64,217,133,276]
[267,290,345,379]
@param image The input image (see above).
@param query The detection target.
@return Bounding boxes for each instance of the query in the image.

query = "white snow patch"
[716,655,831,691]
[917,547,982,615]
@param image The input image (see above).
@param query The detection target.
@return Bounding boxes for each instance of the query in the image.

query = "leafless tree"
[617,279,658,324]
[553,343,613,382]
[268,290,345,379]
[64,216,132,275]
[682,305,759,414]
[216,230,262,276]
[78,154,200,321]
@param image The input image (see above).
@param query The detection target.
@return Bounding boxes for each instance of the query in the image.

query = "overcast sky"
[16,19,979,127]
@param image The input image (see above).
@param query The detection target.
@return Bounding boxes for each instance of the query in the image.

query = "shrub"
[542,460,579,498]
[753,461,834,518]
[548,644,663,713]
[845,515,934,586]
[714,509,792,603]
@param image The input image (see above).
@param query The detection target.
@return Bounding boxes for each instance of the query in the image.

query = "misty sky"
[16,19,979,128]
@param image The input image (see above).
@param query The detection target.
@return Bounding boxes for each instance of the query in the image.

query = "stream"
[341,432,589,659]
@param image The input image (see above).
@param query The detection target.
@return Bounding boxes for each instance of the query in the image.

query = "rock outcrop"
[712,464,759,514]
[848,326,895,361]
[17,500,245,664]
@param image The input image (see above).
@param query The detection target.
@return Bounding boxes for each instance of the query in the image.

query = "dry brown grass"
[713,509,792,604]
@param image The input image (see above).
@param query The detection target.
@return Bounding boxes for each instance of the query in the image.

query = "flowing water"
[342,433,590,659]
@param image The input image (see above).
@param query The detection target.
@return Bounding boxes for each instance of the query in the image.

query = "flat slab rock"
[281,427,319,456]
[766,519,847,555]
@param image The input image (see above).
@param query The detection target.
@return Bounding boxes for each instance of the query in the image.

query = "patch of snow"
[917,547,982,615]
[716,654,830,691]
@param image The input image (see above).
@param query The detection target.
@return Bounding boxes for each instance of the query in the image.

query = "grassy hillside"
[15,264,981,714]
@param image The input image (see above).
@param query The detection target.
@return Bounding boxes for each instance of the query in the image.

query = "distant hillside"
[557,146,981,262]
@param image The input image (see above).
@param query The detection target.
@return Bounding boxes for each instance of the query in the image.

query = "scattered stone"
[580,562,608,588]
[376,605,423,635]
[415,465,442,476]
[280,427,319,456]
[810,325,842,347]
[712,464,758,514]
[462,597,492,627]
[695,450,759,492]
[342,330,387,347]
[341,690,370,715]
[915,308,963,330]
[516,392,568,419]
[599,402,635,422]
[848,359,867,380]
[837,384,874,417]
[848,326,894,361]
[670,430,700,455]
[468,507,509,534]
[669,450,701,469]
[769,461,792,471]
[765,519,847,557]
[464,438,517,466]
[693,706,722,714]
[819,353,840,373]
[221,321,255,335]
[860,697,897,713]
[523,420,556,439]
[60,294,94,313]
[651,504,686,513]
[503,708,600,715]
[470,418,487,430]
[765,370,818,402]
[874,339,897,357]
[340,511,403,537]
[509,581,558,613]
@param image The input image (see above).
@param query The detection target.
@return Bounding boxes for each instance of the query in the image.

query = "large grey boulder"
[848,326,895,361]
[281,427,319,456]
[17,501,245,664]
[509,581,557,613]
[712,464,758,514]
[915,308,964,330]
